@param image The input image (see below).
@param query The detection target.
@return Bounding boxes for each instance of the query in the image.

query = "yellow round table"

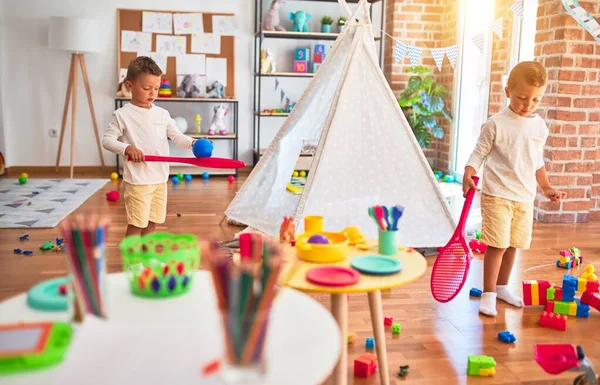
[280,242,427,385]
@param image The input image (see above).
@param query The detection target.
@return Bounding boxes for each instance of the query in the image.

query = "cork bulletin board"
[116,8,236,97]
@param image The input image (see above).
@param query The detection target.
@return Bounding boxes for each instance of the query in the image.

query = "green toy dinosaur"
[289,11,311,32]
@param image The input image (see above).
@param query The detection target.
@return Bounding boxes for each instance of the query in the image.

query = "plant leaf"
[433,84,449,96]
[441,107,453,121]
[431,125,445,139]
[421,116,437,129]
[428,95,444,113]
[406,65,430,75]
[422,76,434,91]
[412,103,429,115]
[407,76,422,91]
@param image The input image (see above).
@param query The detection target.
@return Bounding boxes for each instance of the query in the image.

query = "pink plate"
[306,266,360,287]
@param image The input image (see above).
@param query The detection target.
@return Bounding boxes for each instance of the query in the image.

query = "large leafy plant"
[398,66,452,149]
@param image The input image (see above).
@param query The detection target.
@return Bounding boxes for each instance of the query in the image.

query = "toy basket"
[119,232,200,298]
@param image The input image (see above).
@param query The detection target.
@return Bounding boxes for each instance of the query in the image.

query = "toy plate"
[306,266,360,287]
[351,255,402,275]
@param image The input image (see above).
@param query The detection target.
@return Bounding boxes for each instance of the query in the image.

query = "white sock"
[479,292,497,316]
[496,285,524,307]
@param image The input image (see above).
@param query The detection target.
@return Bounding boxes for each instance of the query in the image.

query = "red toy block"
[587,280,599,293]
[384,316,393,326]
[539,311,567,331]
[523,280,551,306]
[293,60,308,73]
[313,53,324,63]
[354,352,377,378]
[581,291,600,312]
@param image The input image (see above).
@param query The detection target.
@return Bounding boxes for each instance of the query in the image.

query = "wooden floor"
[0,174,599,385]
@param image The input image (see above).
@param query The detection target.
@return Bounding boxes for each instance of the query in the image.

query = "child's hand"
[462,173,478,197]
[125,146,145,162]
[543,187,566,203]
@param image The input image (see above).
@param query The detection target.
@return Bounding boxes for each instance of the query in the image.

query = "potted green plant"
[397,66,452,149]
[337,17,347,33]
[321,16,333,33]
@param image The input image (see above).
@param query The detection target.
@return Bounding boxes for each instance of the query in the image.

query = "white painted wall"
[0,0,382,167]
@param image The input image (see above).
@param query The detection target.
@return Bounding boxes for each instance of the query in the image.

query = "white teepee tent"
[226,0,456,247]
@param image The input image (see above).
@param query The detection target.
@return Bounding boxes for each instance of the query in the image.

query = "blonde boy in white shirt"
[103,57,195,237]
[463,61,566,316]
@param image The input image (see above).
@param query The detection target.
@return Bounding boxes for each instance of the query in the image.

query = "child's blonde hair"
[507,61,547,89]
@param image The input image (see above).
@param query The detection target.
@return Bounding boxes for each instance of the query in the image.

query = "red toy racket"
[128,155,245,169]
[430,176,479,303]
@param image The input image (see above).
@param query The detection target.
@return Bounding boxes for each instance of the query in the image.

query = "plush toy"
[263,0,285,31]
[260,48,276,74]
[206,81,226,99]
[177,75,204,98]
[116,81,132,98]
[279,216,296,245]
[208,104,230,135]
[290,11,311,32]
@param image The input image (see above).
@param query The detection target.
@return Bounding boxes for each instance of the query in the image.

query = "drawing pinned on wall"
[142,11,173,34]
[176,54,206,75]
[121,30,152,53]
[156,35,187,57]
[206,58,228,87]
[191,33,221,54]
[173,13,204,34]
[137,51,168,74]
[119,68,128,83]
[212,15,237,36]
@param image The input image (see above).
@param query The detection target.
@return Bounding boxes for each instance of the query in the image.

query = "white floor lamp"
[49,16,106,178]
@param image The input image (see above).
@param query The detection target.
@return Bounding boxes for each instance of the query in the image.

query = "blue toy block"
[315,44,325,54]
[469,288,482,297]
[56,238,64,246]
[313,63,321,73]
[497,331,516,343]
[365,337,375,349]
[23,250,33,256]
[576,299,590,317]
[294,48,310,61]
[19,234,29,241]
[13,248,22,254]
[562,275,578,302]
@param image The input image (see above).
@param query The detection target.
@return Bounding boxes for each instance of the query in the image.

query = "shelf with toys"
[258,30,382,41]
[255,71,315,78]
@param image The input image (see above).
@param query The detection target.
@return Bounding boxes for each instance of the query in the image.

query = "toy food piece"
[193,138,214,158]
[307,234,329,244]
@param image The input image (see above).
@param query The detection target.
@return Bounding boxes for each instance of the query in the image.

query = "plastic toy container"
[295,232,349,263]
[119,232,200,298]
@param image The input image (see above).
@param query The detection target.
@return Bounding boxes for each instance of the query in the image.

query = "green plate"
[351,255,402,275]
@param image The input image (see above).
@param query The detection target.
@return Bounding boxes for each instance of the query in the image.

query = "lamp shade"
[48,17,104,53]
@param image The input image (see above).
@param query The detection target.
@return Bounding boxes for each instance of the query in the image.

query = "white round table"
[0,271,340,385]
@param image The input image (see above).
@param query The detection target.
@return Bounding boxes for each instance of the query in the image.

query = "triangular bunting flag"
[472,32,485,54]
[275,78,279,91]
[406,45,423,68]
[280,89,285,103]
[430,48,445,71]
[445,45,459,69]
[510,0,524,19]
[394,40,407,64]
[493,18,503,40]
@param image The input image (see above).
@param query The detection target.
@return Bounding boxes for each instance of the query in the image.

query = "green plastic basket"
[119,232,200,298]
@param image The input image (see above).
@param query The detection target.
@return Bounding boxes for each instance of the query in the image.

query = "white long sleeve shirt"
[102,103,194,185]
[466,107,548,202]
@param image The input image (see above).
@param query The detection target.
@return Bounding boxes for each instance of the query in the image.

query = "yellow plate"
[295,232,349,263]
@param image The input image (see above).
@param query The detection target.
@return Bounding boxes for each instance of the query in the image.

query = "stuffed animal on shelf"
[263,0,285,31]
[290,11,311,32]
[206,81,226,99]
[208,104,230,135]
[177,75,204,98]
[116,81,132,98]
[260,48,276,74]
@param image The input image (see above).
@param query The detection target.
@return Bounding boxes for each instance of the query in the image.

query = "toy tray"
[534,344,579,374]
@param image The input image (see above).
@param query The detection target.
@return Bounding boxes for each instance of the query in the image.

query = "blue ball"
[201,172,209,179]
[171,176,180,184]
[184,174,192,181]
[193,138,214,158]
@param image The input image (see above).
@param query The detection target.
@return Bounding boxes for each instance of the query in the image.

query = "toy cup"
[304,215,324,233]
[378,230,399,256]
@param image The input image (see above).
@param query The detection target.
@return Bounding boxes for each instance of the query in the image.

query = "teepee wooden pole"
[79,54,106,171]
[69,54,79,179]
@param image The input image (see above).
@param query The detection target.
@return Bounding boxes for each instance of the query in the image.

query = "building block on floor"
[498,331,516,343]
[467,355,496,376]
[354,352,377,378]
[523,280,551,305]
[587,280,599,293]
[580,291,600,312]
[293,60,308,73]
[469,288,483,297]
[392,323,401,334]
[547,285,563,301]
[347,332,357,344]
[365,337,375,349]
[384,316,393,326]
[562,275,578,302]
[545,299,590,317]
[539,311,567,331]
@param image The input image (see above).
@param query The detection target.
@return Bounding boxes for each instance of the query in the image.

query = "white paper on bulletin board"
[121,30,152,52]
[191,33,221,54]
[156,35,187,57]
[176,54,206,75]
[173,13,204,34]
[119,68,128,83]
[142,11,173,34]
[212,15,237,36]
[137,51,168,74]
[206,58,227,87]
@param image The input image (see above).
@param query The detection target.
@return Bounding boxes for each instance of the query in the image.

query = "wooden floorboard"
[0,174,598,384]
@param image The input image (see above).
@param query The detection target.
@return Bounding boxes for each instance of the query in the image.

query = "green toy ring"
[27,277,72,311]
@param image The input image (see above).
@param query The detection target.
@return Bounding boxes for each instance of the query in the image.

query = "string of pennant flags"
[275,78,291,106]
[561,0,600,43]
[393,0,524,71]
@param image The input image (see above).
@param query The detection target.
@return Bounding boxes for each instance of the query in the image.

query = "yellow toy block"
[479,368,496,377]
[531,282,540,306]
[578,277,587,292]
[569,301,577,316]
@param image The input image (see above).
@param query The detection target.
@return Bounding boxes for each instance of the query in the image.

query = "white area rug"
[0,179,108,228]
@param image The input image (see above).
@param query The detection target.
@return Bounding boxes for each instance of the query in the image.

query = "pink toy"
[227,175,235,183]
[129,155,245,169]
[581,291,600,312]
[58,284,68,296]
[534,344,599,384]
[106,190,120,201]
[294,60,308,73]
[384,316,393,326]
[469,239,488,253]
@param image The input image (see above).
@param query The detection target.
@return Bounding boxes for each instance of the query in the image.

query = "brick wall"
[488,0,515,115]
[534,0,600,223]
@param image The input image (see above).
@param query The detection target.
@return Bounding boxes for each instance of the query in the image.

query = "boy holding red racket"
[103,57,195,237]
[463,61,566,316]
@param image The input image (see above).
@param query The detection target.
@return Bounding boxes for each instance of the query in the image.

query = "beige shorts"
[123,182,167,228]
[480,194,534,249]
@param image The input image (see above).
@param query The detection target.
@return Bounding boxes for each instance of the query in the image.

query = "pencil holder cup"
[119,232,200,298]
[304,215,324,233]
[378,230,399,256]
